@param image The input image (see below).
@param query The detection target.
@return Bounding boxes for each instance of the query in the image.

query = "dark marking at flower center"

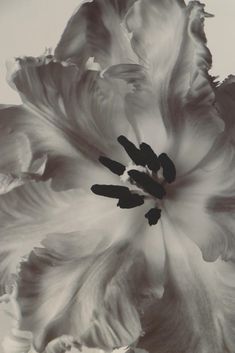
[91,135,176,226]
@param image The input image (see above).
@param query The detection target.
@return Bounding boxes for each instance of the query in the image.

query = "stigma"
[91,136,176,226]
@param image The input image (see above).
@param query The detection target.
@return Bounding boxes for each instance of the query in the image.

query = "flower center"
[91,135,176,226]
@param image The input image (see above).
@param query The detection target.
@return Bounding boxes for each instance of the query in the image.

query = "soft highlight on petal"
[55,0,138,68]
[125,0,224,173]
[135,219,235,353]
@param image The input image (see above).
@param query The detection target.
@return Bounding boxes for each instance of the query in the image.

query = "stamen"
[139,142,160,172]
[128,170,166,199]
[158,153,176,183]
[92,136,177,226]
[117,193,145,209]
[145,208,161,226]
[91,184,145,209]
[91,184,130,199]
[99,156,125,176]
[117,135,145,166]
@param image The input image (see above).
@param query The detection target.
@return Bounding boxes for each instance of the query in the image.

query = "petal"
[8,57,98,158]
[163,149,234,262]
[0,125,47,194]
[124,0,224,172]
[0,131,32,173]
[66,69,138,161]
[0,156,47,196]
[204,144,235,262]
[18,242,142,351]
[43,335,81,353]
[17,219,166,351]
[216,75,235,145]
[0,145,137,294]
[55,0,138,68]
[104,64,168,154]
[55,0,223,170]
[9,57,136,162]
[0,105,78,160]
[165,194,226,262]
[135,219,235,353]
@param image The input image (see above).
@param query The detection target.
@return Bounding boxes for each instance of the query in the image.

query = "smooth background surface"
[0,0,234,351]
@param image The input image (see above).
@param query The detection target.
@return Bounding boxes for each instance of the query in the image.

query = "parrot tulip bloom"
[1,1,235,353]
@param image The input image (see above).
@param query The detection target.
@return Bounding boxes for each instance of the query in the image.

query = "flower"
[1,0,235,353]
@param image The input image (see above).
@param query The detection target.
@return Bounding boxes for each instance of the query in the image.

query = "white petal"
[0,174,25,195]
[168,139,235,261]
[16,209,166,351]
[18,243,143,351]
[0,105,78,163]
[55,0,137,68]
[125,0,224,172]
[0,131,32,173]
[44,335,81,353]
[136,218,235,353]
[8,58,137,162]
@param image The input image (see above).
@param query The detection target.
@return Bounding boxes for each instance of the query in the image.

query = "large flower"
[1,1,235,353]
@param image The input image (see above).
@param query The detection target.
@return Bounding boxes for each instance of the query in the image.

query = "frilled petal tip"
[7,51,75,88]
[0,123,48,194]
[55,0,138,68]
[42,335,82,353]
[0,154,47,195]
[5,51,138,165]
[6,52,78,116]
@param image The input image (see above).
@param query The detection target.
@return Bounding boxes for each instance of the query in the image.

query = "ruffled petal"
[0,102,86,289]
[124,0,224,173]
[17,221,166,352]
[8,57,136,163]
[43,335,81,353]
[163,138,235,262]
[0,145,151,295]
[55,0,138,68]
[135,219,235,353]
[55,0,224,170]
[0,129,47,194]
[0,131,32,173]
[205,144,235,262]
[17,242,142,351]
[103,64,168,154]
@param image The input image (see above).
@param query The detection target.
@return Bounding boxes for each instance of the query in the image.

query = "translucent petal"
[8,57,136,163]
[0,145,154,295]
[55,0,138,68]
[0,105,78,161]
[135,219,235,353]
[0,131,32,173]
[164,141,235,261]
[17,219,166,351]
[125,0,224,173]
